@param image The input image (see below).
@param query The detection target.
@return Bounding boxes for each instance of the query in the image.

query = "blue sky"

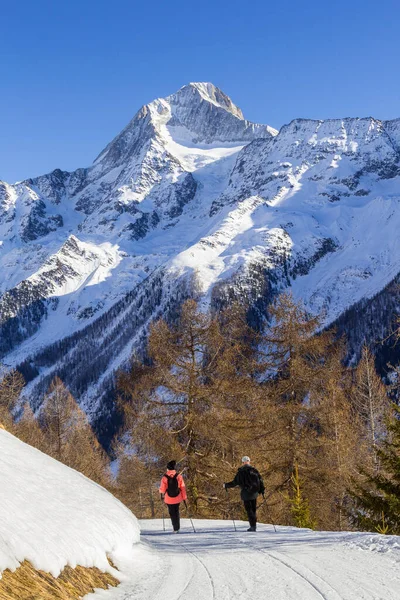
[1,0,399,182]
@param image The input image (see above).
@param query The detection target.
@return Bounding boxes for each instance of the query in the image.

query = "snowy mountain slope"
[2,82,400,437]
[5,82,276,244]
[0,83,274,362]
[204,117,400,322]
[91,519,400,599]
[0,428,139,581]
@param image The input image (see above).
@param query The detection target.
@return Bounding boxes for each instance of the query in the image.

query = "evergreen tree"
[349,405,400,534]
[289,462,316,529]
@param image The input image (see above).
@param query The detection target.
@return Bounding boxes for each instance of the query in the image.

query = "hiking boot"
[247,526,256,532]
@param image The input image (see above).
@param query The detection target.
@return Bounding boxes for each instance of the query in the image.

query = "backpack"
[165,473,180,497]
[242,467,261,494]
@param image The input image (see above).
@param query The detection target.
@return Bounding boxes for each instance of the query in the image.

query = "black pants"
[243,499,257,528]
[168,503,181,531]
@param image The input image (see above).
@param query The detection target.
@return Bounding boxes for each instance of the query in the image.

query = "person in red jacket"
[159,460,187,533]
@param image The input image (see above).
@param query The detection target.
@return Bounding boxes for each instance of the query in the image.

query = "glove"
[160,493,164,501]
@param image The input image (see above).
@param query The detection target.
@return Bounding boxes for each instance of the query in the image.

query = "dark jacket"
[225,464,265,501]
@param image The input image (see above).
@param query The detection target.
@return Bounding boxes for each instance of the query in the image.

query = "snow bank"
[0,430,139,578]
[344,532,400,560]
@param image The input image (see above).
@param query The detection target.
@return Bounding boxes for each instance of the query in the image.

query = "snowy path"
[91,520,400,600]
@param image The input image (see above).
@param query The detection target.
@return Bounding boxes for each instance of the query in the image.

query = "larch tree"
[40,377,76,461]
[14,403,47,453]
[313,344,364,530]
[114,293,396,530]
[118,300,257,515]
[114,450,163,519]
[40,377,109,484]
[256,293,336,523]
[0,367,24,429]
[352,344,390,471]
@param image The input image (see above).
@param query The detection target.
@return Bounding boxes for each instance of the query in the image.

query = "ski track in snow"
[89,520,400,600]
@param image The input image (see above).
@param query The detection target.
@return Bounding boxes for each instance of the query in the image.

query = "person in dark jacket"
[224,456,265,532]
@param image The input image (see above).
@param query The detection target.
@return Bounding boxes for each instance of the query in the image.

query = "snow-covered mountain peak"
[168,82,245,120]
[94,83,277,171]
[161,82,277,144]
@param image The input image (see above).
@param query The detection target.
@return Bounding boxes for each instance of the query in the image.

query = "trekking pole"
[184,500,196,533]
[225,489,237,531]
[262,496,277,533]
[162,499,166,532]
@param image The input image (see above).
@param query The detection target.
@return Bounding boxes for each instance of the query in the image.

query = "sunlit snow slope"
[0,429,139,577]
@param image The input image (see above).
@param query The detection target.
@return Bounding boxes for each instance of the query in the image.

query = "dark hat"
[167,460,176,470]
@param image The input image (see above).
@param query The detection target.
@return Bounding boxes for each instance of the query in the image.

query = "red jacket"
[159,469,187,504]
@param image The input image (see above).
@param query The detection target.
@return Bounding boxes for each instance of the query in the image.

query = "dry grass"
[0,559,119,599]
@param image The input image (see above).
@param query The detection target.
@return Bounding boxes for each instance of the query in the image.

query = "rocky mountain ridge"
[1,82,400,442]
